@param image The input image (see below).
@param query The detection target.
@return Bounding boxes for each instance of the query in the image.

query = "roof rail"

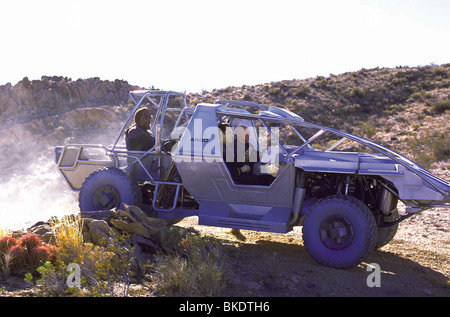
[214,100,269,111]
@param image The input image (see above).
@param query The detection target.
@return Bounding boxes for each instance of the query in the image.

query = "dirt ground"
[1,204,448,298]
[177,202,449,297]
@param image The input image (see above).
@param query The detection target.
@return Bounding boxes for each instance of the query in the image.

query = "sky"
[0,0,449,92]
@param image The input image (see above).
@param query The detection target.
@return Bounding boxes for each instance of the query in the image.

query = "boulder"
[130,234,160,252]
[28,223,54,244]
[110,219,152,238]
[87,220,118,247]
[79,205,178,254]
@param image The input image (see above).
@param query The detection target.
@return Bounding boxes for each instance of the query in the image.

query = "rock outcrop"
[0,76,140,179]
[22,204,182,256]
[0,76,137,127]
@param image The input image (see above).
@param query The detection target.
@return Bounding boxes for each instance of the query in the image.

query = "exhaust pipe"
[379,186,398,214]
[289,171,306,227]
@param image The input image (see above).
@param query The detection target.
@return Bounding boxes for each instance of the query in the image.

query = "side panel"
[176,159,295,207]
[382,165,446,202]
[294,149,448,203]
[172,104,296,232]
[56,146,113,190]
[295,150,359,174]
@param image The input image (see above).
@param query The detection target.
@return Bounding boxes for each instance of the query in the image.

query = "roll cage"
[212,99,450,210]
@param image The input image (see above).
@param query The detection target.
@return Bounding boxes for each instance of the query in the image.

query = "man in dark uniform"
[125,108,155,151]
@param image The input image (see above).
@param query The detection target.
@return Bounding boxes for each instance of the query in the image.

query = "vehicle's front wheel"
[79,167,142,212]
[302,195,377,268]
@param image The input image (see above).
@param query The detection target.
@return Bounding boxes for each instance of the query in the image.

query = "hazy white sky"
[0,0,449,92]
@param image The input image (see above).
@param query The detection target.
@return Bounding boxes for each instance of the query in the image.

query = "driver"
[125,107,155,151]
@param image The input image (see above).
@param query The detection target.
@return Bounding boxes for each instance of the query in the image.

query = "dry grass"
[149,228,225,296]
[49,215,84,263]
[0,228,9,239]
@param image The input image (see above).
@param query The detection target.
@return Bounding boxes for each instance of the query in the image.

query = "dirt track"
[178,202,449,297]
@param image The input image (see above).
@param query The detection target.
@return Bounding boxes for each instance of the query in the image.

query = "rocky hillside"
[193,64,449,130]
[192,64,450,169]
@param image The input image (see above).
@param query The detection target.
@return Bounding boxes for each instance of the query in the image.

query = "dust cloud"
[0,116,124,231]
[0,143,80,230]
[0,77,135,231]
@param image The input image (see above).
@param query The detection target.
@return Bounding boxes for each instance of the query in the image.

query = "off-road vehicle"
[55,90,450,268]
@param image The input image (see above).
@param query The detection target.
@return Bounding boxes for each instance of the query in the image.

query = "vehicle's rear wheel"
[79,167,142,212]
[302,195,377,268]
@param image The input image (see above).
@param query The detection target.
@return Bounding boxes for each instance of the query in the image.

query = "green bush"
[410,92,422,100]
[356,119,377,138]
[151,229,225,296]
[434,67,448,77]
[294,85,310,97]
[351,86,365,98]
[407,131,450,168]
[430,98,450,114]
[268,87,282,96]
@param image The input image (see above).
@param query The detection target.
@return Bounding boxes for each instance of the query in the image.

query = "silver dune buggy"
[55,90,450,268]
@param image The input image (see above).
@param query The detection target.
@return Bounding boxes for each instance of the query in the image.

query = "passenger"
[219,123,250,181]
[219,123,274,186]
[125,108,155,151]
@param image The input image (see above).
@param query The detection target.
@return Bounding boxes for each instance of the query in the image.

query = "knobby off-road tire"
[79,167,142,212]
[302,195,377,268]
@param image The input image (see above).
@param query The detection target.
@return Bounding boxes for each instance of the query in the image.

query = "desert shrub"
[294,85,310,97]
[431,133,450,162]
[383,104,404,115]
[0,228,9,239]
[0,233,59,276]
[407,131,450,168]
[151,229,225,296]
[9,245,27,271]
[348,86,365,98]
[434,67,448,77]
[268,87,282,96]
[430,98,450,114]
[49,215,84,263]
[19,216,138,296]
[0,236,18,254]
[355,119,377,138]
[18,234,43,250]
[410,92,422,100]
[25,234,134,297]
[392,77,407,85]
[27,261,68,297]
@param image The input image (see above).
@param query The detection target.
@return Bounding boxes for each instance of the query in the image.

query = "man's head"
[135,108,152,130]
